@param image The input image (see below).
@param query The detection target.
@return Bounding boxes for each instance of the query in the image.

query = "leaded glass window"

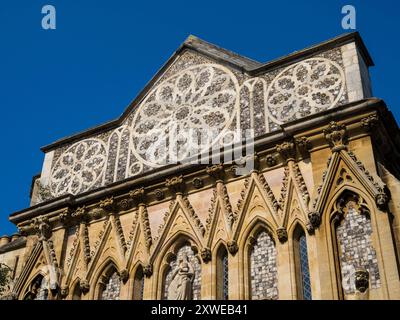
[222,253,229,300]
[298,233,312,300]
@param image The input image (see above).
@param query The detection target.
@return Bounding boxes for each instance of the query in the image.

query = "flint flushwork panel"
[250,231,278,300]
[100,272,121,300]
[336,206,381,295]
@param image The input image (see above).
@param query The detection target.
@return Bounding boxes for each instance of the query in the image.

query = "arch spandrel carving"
[312,148,388,224]
[150,197,206,264]
[231,173,280,243]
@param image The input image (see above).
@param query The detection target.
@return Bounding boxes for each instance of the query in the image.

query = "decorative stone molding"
[119,269,129,283]
[295,136,312,152]
[154,189,165,201]
[361,114,379,132]
[89,207,105,220]
[129,187,146,205]
[80,279,90,293]
[323,121,347,152]
[306,223,315,235]
[112,213,127,253]
[154,200,175,242]
[308,211,321,230]
[206,163,225,182]
[234,178,250,218]
[265,155,277,167]
[192,177,204,189]
[182,196,206,236]
[276,141,296,163]
[165,175,185,194]
[355,269,369,293]
[32,216,51,240]
[117,198,132,211]
[375,192,389,211]
[60,286,69,298]
[82,224,91,264]
[227,240,238,255]
[143,264,153,278]
[141,206,152,249]
[47,239,59,268]
[59,208,71,225]
[200,248,212,263]
[278,167,289,208]
[222,184,236,227]
[205,188,217,233]
[293,163,310,204]
[257,172,280,212]
[99,196,115,212]
[72,206,88,221]
[276,227,288,243]
[35,180,52,203]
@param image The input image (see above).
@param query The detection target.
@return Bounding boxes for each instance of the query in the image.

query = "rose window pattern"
[266,58,345,124]
[47,49,348,199]
[50,139,107,197]
[130,64,239,166]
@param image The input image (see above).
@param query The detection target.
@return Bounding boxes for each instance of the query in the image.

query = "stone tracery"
[47,52,347,202]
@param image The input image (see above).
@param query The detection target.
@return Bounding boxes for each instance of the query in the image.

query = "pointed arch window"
[249,229,278,300]
[216,245,229,300]
[163,243,202,300]
[332,192,380,298]
[24,274,48,300]
[133,265,145,300]
[293,225,312,300]
[98,265,121,300]
[72,281,82,300]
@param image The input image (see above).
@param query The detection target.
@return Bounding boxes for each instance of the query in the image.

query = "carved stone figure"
[167,254,194,300]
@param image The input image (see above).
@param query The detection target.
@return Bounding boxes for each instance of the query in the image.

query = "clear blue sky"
[0,0,399,235]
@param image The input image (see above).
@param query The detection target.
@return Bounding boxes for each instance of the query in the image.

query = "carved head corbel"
[200,247,212,263]
[323,121,347,152]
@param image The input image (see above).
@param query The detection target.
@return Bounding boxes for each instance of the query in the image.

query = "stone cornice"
[9,98,397,227]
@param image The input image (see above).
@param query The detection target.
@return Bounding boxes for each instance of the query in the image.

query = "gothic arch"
[69,277,82,300]
[323,186,383,300]
[90,257,122,300]
[289,223,312,300]
[153,232,202,300]
[127,260,145,300]
[21,271,49,300]
[238,218,278,300]
[214,242,229,300]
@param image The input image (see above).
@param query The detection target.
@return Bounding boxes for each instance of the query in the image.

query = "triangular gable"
[232,172,280,241]
[125,206,153,270]
[279,162,310,229]
[204,184,234,248]
[150,196,205,263]
[12,241,43,297]
[312,149,387,215]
